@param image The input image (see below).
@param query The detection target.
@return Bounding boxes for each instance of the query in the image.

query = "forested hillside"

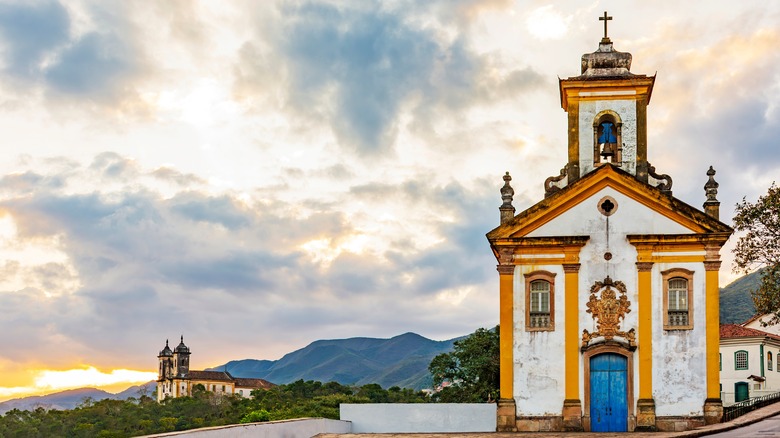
[209,332,459,390]
[720,270,763,324]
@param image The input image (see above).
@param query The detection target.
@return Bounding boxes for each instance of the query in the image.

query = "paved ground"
[315,402,780,437]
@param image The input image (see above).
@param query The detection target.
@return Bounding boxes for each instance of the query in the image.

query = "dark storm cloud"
[238,1,544,155]
[0,1,70,79]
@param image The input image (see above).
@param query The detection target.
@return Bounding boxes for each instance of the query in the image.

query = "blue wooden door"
[590,353,628,432]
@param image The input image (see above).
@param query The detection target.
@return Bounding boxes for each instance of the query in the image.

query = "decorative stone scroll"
[648,162,672,195]
[544,164,568,197]
[582,276,636,348]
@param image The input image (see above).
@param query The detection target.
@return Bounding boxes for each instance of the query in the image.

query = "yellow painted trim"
[706,269,720,399]
[499,271,514,399]
[515,257,567,265]
[650,255,705,263]
[637,264,653,399]
[649,243,706,252]
[560,76,655,112]
[509,167,709,237]
[564,269,579,400]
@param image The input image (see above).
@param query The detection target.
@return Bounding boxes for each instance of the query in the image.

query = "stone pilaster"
[703,398,723,425]
[635,398,657,431]
[562,399,583,431]
[497,398,517,432]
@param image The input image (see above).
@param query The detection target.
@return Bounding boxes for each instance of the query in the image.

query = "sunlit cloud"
[33,367,156,391]
[0,366,156,400]
[526,6,570,40]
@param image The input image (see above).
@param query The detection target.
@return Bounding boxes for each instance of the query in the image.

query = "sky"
[0,0,779,402]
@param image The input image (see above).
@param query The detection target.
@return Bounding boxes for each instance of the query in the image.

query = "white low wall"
[140,418,351,437]
[340,403,496,433]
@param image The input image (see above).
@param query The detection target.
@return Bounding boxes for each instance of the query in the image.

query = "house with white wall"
[720,324,780,405]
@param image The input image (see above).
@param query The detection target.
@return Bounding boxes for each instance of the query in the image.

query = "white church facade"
[487,14,732,432]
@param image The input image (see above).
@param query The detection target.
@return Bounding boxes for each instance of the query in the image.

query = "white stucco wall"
[578,99,637,176]
[514,264,566,415]
[721,338,780,399]
[652,262,707,416]
[515,186,710,418]
[140,418,351,437]
[340,403,496,433]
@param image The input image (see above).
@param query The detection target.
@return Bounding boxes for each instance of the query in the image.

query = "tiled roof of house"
[187,370,234,382]
[233,378,275,389]
[720,324,780,341]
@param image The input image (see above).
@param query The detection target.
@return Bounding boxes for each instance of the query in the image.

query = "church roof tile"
[720,324,780,341]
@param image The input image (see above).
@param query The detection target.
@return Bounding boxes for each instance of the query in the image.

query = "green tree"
[734,183,780,323]
[428,326,499,403]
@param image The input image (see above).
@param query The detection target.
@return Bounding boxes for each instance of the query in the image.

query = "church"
[486,13,733,432]
[156,337,274,401]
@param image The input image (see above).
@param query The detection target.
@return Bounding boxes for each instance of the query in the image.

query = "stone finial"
[499,172,515,225]
[703,166,720,220]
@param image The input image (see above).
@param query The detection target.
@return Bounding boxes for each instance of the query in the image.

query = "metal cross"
[599,11,612,39]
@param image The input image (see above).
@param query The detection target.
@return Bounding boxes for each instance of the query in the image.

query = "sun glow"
[0,367,157,401]
[526,6,570,40]
[300,234,373,267]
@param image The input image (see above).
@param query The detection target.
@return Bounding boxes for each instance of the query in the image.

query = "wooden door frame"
[583,344,635,432]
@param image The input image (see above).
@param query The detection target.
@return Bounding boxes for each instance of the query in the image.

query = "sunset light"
[0,367,156,402]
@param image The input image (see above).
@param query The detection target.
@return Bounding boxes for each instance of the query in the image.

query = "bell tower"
[172,336,191,378]
[558,12,655,184]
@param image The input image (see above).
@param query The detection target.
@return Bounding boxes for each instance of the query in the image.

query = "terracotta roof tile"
[233,378,275,389]
[720,324,780,341]
[187,370,233,382]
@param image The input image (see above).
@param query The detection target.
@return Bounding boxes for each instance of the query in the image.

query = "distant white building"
[157,337,274,402]
[720,324,780,405]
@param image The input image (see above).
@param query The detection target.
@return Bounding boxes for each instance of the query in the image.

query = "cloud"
[0,1,70,79]
[236,1,544,155]
[0,153,500,369]
[0,1,147,108]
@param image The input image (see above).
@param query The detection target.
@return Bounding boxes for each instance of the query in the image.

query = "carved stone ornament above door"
[582,276,636,349]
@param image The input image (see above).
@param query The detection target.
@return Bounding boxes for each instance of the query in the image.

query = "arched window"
[735,351,748,370]
[769,352,773,371]
[592,112,622,165]
[524,271,556,331]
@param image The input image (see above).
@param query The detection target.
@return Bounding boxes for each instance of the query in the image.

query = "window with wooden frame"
[769,352,773,371]
[524,271,556,331]
[661,268,694,330]
[735,350,748,370]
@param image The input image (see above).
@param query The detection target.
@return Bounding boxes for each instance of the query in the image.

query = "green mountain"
[210,332,459,390]
[720,269,764,324]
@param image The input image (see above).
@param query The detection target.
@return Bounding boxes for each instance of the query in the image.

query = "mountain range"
[206,332,460,390]
[0,270,765,414]
[0,332,458,414]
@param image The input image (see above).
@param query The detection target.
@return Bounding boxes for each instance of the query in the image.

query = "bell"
[600,142,616,159]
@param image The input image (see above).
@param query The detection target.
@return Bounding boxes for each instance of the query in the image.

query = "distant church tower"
[173,336,191,378]
[157,336,190,401]
[487,13,732,432]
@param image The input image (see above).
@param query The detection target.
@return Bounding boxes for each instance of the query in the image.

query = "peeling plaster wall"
[652,262,706,416]
[514,264,565,415]
[579,99,637,176]
[516,187,709,417]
